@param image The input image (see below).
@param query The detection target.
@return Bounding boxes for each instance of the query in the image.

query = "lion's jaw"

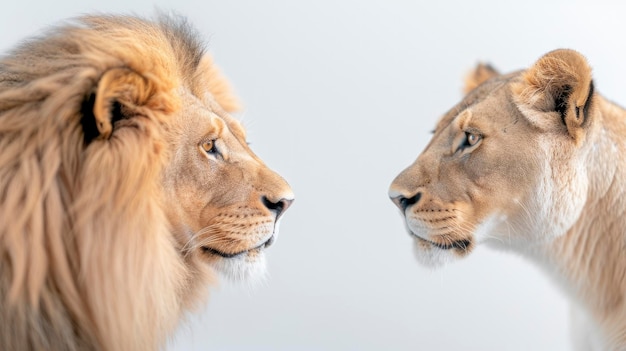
[163,89,293,282]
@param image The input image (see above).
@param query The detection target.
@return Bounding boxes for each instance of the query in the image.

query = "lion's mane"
[0,14,217,350]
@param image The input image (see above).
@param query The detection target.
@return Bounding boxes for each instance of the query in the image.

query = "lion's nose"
[262,196,293,220]
[389,191,422,212]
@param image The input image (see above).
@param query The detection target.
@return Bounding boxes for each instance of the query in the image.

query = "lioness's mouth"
[201,234,275,258]
[412,233,471,251]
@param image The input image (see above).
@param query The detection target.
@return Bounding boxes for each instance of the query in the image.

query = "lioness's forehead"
[434,73,520,133]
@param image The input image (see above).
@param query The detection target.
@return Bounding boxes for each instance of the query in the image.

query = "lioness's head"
[389,49,596,267]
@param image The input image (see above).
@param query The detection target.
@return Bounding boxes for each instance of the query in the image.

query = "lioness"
[389,49,626,350]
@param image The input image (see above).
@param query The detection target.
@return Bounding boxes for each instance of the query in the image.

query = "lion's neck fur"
[535,96,626,348]
[0,45,212,351]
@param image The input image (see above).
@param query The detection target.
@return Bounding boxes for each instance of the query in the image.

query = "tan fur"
[0,14,293,351]
[463,63,500,94]
[389,49,626,349]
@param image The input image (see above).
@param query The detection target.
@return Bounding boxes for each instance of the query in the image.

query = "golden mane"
[0,14,229,350]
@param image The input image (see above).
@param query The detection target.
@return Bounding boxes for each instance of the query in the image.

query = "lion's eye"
[201,140,218,154]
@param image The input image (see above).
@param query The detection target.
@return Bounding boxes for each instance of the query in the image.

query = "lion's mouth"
[201,234,275,258]
[412,233,471,251]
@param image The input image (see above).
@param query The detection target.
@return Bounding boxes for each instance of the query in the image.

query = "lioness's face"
[388,69,590,267]
[163,89,293,280]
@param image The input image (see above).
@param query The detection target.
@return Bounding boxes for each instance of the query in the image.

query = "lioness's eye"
[201,140,218,154]
[456,131,482,153]
[466,132,480,146]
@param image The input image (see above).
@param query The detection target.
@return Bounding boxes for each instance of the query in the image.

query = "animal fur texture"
[389,49,626,350]
[0,14,293,351]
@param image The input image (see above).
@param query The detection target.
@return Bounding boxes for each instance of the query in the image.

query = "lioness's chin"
[410,235,473,269]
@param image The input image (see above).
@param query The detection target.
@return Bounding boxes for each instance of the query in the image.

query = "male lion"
[389,49,626,350]
[0,14,294,350]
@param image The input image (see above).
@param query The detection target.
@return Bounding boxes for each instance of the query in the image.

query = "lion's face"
[389,50,595,267]
[163,89,293,280]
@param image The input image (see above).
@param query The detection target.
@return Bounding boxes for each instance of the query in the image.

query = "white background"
[2,1,625,350]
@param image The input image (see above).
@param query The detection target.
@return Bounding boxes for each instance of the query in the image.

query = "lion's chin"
[200,230,278,283]
[210,249,268,283]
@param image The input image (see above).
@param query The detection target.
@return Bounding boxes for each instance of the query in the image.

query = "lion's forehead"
[221,114,247,143]
[174,90,237,141]
[192,91,248,145]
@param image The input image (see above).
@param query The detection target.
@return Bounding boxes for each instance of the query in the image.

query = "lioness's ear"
[512,49,594,142]
[464,63,500,94]
[82,68,176,143]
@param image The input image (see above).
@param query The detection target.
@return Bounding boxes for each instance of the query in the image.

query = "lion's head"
[0,14,293,350]
[389,49,595,268]
[162,72,294,282]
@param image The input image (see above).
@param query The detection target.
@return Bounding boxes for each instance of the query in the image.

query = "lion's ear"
[513,49,594,142]
[93,68,154,140]
[463,63,499,94]
[83,68,173,142]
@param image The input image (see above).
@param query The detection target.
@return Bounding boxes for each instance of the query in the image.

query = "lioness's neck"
[541,96,626,346]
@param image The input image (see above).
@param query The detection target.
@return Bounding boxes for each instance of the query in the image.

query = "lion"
[388,49,626,350]
[0,14,294,351]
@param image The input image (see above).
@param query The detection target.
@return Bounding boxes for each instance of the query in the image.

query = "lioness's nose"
[262,196,293,220]
[389,190,421,212]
